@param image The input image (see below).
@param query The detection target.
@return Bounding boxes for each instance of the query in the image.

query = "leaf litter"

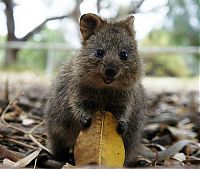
[0,77,199,168]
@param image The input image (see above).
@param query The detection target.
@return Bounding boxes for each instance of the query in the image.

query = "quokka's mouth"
[103,77,114,84]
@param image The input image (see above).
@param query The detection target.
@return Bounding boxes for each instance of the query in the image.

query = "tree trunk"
[3,0,18,66]
[2,0,81,67]
[4,48,19,66]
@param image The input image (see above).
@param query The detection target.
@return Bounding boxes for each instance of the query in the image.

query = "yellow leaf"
[74,111,125,167]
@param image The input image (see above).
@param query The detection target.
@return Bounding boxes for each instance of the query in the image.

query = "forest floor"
[0,72,199,168]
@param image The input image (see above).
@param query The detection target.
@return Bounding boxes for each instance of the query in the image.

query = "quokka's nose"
[105,66,117,77]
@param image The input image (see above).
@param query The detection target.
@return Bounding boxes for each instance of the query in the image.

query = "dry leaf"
[183,144,200,156]
[147,143,166,151]
[74,111,125,167]
[0,144,21,162]
[62,163,74,169]
[183,156,200,165]
[12,147,42,167]
[172,153,186,162]
[167,126,197,140]
[158,140,192,161]
[22,118,36,126]
[3,111,21,121]
[3,158,15,167]
[140,140,193,162]
[164,158,181,166]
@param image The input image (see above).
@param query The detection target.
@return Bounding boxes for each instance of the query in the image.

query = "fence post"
[45,48,54,76]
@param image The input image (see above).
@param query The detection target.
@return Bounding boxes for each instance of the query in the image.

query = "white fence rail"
[0,41,199,54]
[0,41,199,75]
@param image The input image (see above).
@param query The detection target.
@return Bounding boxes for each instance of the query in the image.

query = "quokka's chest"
[77,86,128,107]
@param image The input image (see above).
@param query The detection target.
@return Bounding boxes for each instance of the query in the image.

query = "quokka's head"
[77,13,143,89]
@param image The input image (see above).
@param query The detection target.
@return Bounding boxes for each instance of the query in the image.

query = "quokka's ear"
[80,13,103,41]
[119,15,135,36]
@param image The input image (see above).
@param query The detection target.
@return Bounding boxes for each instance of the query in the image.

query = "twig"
[28,134,50,153]
[27,114,43,121]
[27,121,51,153]
[1,90,27,134]
[33,158,38,169]
[1,82,46,137]
[4,78,9,102]
[151,147,158,166]
[2,137,35,150]
[0,79,48,152]
[29,121,44,134]
[28,122,47,142]
[130,0,145,14]
[10,136,36,142]
[18,15,70,42]
[1,90,22,124]
[31,133,47,142]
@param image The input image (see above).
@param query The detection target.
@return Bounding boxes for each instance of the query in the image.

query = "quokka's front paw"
[80,115,92,129]
[116,120,127,135]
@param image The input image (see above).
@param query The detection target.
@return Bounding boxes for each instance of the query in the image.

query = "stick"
[2,137,35,150]
[27,121,51,153]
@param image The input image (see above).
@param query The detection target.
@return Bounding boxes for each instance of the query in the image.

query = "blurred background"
[0,0,199,90]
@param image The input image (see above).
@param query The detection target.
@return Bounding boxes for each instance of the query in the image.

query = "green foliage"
[166,0,200,46]
[17,49,47,71]
[166,0,200,75]
[145,54,190,77]
[33,27,66,43]
[142,29,171,47]
[142,29,192,77]
[2,27,68,72]
[142,0,200,77]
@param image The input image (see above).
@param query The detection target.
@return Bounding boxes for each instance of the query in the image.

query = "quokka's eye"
[95,49,104,58]
[119,50,129,61]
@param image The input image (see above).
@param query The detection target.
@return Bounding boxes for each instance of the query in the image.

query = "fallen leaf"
[147,143,166,151]
[74,111,125,167]
[3,158,15,167]
[140,140,194,162]
[62,163,74,169]
[182,144,200,156]
[0,144,21,162]
[22,118,36,126]
[138,144,156,160]
[3,111,21,122]
[183,156,200,165]
[172,153,186,162]
[164,158,181,166]
[158,140,193,161]
[167,126,197,140]
[11,147,42,167]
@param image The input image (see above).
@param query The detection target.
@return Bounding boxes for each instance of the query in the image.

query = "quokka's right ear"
[80,13,104,41]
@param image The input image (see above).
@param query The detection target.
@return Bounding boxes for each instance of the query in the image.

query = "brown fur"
[45,13,147,167]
